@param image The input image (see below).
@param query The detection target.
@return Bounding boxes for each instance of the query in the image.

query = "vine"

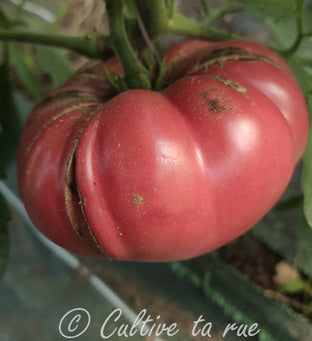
[0,0,311,89]
[0,30,107,58]
[105,0,151,90]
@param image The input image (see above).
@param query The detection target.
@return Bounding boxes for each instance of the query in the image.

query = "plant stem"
[167,0,176,19]
[167,12,239,41]
[0,30,108,59]
[131,0,157,56]
[200,0,211,15]
[133,0,169,39]
[134,0,239,42]
[106,0,151,90]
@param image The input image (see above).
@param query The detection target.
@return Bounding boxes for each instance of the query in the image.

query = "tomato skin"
[162,39,309,162]
[17,40,309,261]
[18,101,102,256]
[165,76,294,252]
[76,90,215,260]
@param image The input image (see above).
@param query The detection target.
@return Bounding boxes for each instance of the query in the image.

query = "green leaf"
[141,47,156,72]
[287,57,312,96]
[0,191,10,280]
[0,60,21,178]
[252,195,312,280]
[35,45,73,89]
[265,15,297,50]
[302,0,312,34]
[295,38,312,61]
[281,279,308,294]
[8,43,43,101]
[0,9,25,29]
[275,195,303,211]
[172,254,312,341]
[0,9,12,29]
[122,0,136,18]
[302,96,312,230]
[237,0,297,17]
[235,0,297,49]
[296,197,312,273]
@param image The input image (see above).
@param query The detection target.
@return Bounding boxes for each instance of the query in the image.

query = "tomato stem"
[200,0,211,16]
[134,0,240,42]
[133,0,169,39]
[0,30,108,59]
[106,0,152,90]
[167,0,177,19]
[0,1,240,67]
[131,1,158,58]
[166,12,238,41]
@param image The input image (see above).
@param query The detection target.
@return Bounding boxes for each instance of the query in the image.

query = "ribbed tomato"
[17,40,309,261]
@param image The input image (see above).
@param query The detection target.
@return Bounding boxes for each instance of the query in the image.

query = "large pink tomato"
[17,40,309,261]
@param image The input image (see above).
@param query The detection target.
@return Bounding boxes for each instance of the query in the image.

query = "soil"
[217,232,312,322]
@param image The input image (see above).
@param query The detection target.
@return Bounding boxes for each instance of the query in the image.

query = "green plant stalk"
[167,12,238,41]
[0,30,107,59]
[134,0,239,41]
[106,0,151,90]
[0,1,242,64]
[200,0,211,15]
[133,0,170,39]
[167,0,176,19]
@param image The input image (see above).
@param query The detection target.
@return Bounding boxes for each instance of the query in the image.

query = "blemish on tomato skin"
[116,226,123,236]
[133,194,144,205]
[209,75,247,96]
[78,198,87,206]
[199,88,218,98]
[195,92,236,116]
